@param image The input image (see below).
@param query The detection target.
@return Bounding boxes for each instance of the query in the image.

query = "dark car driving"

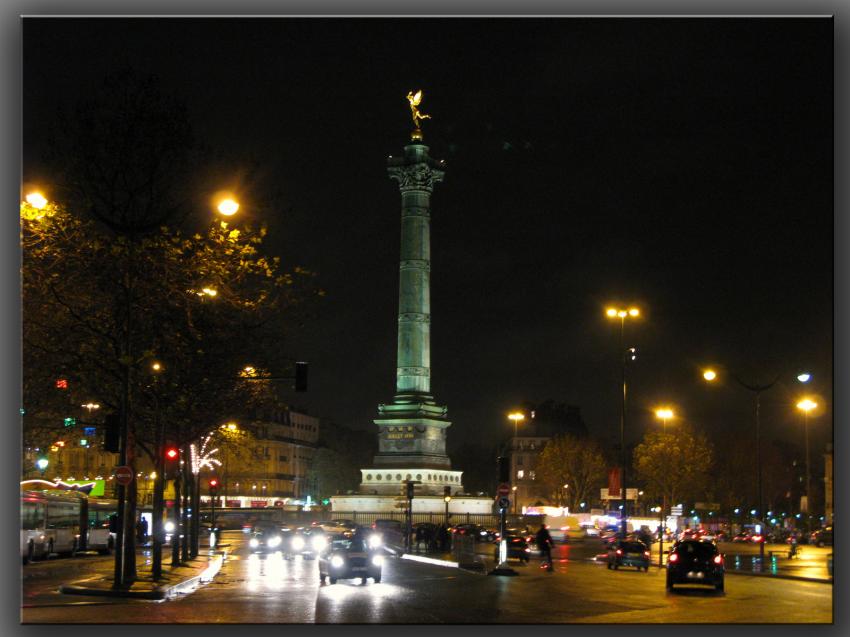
[666,539,725,592]
[607,540,651,571]
[318,535,382,585]
[493,532,531,563]
[453,523,495,542]
[248,521,285,553]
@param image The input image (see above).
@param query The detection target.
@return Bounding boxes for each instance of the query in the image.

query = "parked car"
[666,539,725,592]
[811,526,833,547]
[607,539,651,571]
[318,535,382,585]
[494,532,531,563]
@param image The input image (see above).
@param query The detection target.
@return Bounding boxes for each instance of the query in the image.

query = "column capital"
[388,162,445,193]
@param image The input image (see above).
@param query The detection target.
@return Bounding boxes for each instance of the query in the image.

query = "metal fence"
[330,511,535,528]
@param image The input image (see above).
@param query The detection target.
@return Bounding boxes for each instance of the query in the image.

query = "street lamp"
[508,411,525,440]
[444,494,452,524]
[36,457,49,476]
[216,197,239,216]
[796,398,818,531]
[25,192,48,209]
[702,367,812,562]
[512,485,518,514]
[605,305,640,538]
[655,408,674,433]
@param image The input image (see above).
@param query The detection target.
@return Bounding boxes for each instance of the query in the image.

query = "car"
[372,519,405,547]
[288,526,328,559]
[811,527,833,547]
[493,533,531,563]
[452,523,494,542]
[248,521,285,553]
[732,532,751,543]
[666,539,725,593]
[607,540,651,571]
[318,535,382,585]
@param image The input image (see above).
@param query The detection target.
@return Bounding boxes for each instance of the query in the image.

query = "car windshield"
[332,538,367,552]
[675,542,716,558]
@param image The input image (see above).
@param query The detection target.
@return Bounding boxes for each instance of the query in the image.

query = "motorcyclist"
[536,523,554,569]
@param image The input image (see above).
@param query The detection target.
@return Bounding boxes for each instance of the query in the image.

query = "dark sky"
[23,18,833,461]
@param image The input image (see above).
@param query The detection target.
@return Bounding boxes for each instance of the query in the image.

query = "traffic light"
[103,414,120,453]
[295,361,308,392]
[406,481,414,499]
[164,446,179,479]
[63,417,76,427]
[208,478,219,496]
[55,378,68,390]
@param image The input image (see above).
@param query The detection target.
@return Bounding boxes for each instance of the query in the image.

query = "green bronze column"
[388,143,444,397]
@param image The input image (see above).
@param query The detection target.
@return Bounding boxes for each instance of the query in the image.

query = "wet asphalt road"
[21,532,832,623]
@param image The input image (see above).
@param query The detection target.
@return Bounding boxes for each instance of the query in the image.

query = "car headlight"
[369,534,383,549]
[371,555,383,567]
[164,521,175,533]
[250,538,259,548]
[311,535,327,551]
[292,536,305,551]
[330,555,345,568]
[268,536,281,548]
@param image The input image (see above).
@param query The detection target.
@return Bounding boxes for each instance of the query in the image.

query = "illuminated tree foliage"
[534,434,607,509]
[22,68,321,581]
[632,424,714,507]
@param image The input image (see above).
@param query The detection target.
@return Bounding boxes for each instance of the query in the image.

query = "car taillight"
[616,549,623,555]
[713,555,723,565]
[669,553,679,563]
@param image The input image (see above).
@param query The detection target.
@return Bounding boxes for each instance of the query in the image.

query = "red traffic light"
[55,378,68,390]
[165,448,178,459]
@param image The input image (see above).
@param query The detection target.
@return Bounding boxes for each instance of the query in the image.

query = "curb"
[59,553,225,599]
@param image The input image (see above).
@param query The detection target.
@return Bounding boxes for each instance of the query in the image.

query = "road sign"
[497,483,511,497]
[497,496,510,510]
[670,505,683,516]
[114,466,133,486]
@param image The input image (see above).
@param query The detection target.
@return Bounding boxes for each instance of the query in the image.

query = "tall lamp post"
[796,398,817,532]
[606,306,640,538]
[654,408,674,566]
[507,412,524,508]
[703,368,812,564]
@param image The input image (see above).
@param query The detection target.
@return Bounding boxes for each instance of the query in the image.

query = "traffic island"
[59,551,225,600]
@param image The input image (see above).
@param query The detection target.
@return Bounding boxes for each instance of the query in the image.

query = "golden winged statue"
[407,90,431,130]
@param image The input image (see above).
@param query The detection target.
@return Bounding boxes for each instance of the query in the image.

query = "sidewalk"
[60,544,228,600]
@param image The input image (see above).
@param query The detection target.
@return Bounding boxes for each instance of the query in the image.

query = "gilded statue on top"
[406,90,431,131]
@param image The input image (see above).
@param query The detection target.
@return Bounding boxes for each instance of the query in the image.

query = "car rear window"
[622,542,647,551]
[675,541,717,557]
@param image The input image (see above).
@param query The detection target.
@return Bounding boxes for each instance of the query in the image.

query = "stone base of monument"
[330,493,494,514]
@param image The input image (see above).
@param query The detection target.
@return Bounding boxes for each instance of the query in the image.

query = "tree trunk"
[123,425,138,581]
[151,454,165,579]
[171,473,182,565]
[180,450,190,562]
[190,470,200,557]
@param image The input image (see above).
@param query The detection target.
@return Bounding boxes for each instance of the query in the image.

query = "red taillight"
[616,549,623,555]
[713,555,723,565]
[669,553,679,563]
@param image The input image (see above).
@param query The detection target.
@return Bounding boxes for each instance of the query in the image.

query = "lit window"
[529,471,536,480]
[517,470,524,479]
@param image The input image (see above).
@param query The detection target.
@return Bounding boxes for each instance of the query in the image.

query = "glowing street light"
[605,304,641,538]
[36,457,49,475]
[151,361,163,372]
[797,372,812,383]
[508,411,525,439]
[216,198,239,216]
[796,398,818,530]
[655,408,674,433]
[25,192,48,209]
[703,369,717,382]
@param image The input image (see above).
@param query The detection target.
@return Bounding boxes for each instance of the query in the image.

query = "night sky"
[23,18,833,462]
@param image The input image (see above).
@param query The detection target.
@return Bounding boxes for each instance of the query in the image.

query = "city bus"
[21,489,87,563]
[85,498,118,554]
